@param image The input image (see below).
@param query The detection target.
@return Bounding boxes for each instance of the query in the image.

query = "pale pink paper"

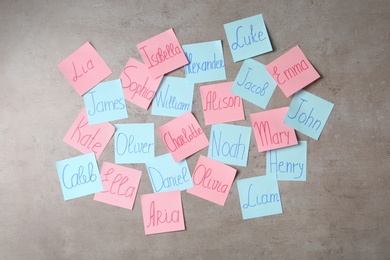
[187,155,236,206]
[200,82,245,125]
[63,108,115,159]
[157,112,209,162]
[94,162,142,210]
[265,45,320,97]
[250,107,298,152]
[140,190,185,235]
[137,28,188,78]
[119,58,162,110]
[57,42,112,96]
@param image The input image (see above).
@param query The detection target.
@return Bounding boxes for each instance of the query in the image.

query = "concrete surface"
[1,0,389,259]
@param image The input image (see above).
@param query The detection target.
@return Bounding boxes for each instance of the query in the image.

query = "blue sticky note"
[237,175,283,220]
[114,123,155,164]
[284,90,334,140]
[83,79,128,125]
[151,76,194,117]
[55,153,103,200]
[208,124,251,167]
[145,153,193,193]
[182,40,226,84]
[231,59,277,109]
[266,141,307,181]
[224,14,273,62]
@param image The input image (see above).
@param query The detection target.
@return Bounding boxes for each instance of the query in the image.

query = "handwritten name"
[272,59,309,85]
[72,59,94,82]
[192,164,228,193]
[70,115,102,152]
[101,167,136,198]
[268,150,304,179]
[122,65,155,100]
[210,131,245,160]
[86,91,126,116]
[203,91,241,111]
[154,84,190,111]
[139,43,182,69]
[231,24,266,50]
[146,201,180,228]
[184,53,224,74]
[116,133,154,156]
[148,167,190,192]
[253,121,290,147]
[287,98,322,131]
[62,162,97,189]
[163,123,203,152]
[236,66,268,96]
[242,183,279,209]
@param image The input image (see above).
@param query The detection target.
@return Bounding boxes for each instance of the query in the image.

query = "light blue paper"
[284,90,334,140]
[151,76,194,117]
[237,174,283,220]
[231,59,277,109]
[182,40,226,84]
[266,141,307,181]
[208,124,251,167]
[83,79,128,125]
[145,153,193,193]
[55,153,103,200]
[224,13,273,62]
[114,123,154,164]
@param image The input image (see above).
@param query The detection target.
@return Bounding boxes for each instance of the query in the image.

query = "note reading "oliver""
[137,28,188,78]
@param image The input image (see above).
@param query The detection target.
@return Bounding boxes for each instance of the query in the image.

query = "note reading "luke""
[250,107,298,152]
[157,112,209,162]
[137,28,188,78]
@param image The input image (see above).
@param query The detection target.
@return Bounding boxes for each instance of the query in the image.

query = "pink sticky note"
[57,42,112,96]
[140,190,185,235]
[250,107,298,152]
[137,28,188,78]
[119,58,163,110]
[157,112,209,162]
[93,162,142,210]
[187,155,237,206]
[200,82,245,125]
[63,108,115,159]
[265,45,320,97]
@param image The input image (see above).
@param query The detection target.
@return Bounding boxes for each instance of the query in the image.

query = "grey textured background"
[1,0,389,259]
